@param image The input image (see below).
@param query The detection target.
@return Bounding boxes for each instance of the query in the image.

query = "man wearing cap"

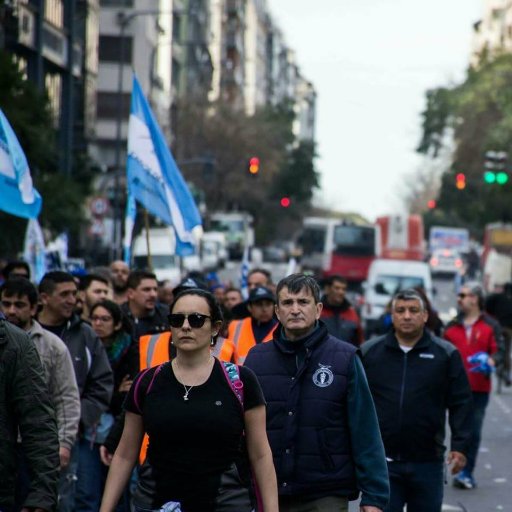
[218,286,278,364]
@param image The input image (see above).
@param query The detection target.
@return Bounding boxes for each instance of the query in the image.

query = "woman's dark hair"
[90,299,131,335]
[170,288,224,345]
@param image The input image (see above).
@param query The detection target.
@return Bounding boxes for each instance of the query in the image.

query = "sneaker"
[453,470,476,489]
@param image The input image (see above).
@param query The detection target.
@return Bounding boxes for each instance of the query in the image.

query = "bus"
[299,217,378,287]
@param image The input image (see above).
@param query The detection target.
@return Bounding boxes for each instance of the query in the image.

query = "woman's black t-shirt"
[124,358,265,510]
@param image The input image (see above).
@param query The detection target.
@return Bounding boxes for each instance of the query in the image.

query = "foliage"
[172,99,319,244]
[0,50,91,257]
[416,53,512,236]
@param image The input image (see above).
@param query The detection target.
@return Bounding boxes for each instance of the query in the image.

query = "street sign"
[90,196,109,216]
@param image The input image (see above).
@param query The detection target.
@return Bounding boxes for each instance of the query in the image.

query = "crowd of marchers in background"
[0,257,509,512]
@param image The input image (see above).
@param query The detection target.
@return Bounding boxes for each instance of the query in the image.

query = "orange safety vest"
[218,317,277,365]
[137,332,172,464]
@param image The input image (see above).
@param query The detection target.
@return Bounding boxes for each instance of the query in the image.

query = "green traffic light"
[497,172,509,185]
[484,171,496,183]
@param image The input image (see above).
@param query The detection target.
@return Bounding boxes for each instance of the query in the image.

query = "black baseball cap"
[248,286,275,304]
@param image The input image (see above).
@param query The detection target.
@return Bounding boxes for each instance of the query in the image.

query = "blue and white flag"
[23,218,47,283]
[123,192,136,264]
[0,109,42,219]
[127,75,201,256]
[240,245,250,300]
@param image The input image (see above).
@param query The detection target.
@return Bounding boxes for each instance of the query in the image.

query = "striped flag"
[240,245,250,299]
[0,109,42,219]
[123,193,136,264]
[126,74,202,256]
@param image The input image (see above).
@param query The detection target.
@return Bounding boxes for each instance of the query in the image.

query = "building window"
[44,0,63,28]
[97,92,131,119]
[45,72,62,126]
[99,35,133,63]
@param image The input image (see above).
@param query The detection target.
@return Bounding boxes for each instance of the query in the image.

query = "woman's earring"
[210,335,217,346]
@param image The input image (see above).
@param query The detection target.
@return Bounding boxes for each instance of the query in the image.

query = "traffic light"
[427,199,436,209]
[455,173,466,190]
[248,157,260,176]
[280,196,291,208]
[484,150,509,185]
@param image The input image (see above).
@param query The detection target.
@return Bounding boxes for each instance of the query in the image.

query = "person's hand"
[100,445,113,466]
[488,356,496,367]
[360,507,382,512]
[59,446,71,469]
[119,374,133,393]
[447,450,466,474]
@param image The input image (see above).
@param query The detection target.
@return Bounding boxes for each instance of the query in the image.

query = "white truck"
[132,227,182,285]
[209,212,255,260]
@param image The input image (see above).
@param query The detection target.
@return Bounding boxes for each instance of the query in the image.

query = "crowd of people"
[0,257,508,512]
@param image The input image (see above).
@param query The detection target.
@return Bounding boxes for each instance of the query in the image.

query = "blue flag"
[0,109,42,219]
[23,218,47,283]
[127,74,202,256]
[240,245,250,300]
[123,192,136,264]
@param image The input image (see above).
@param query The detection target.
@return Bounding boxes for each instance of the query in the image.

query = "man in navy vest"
[361,288,472,511]
[245,273,389,512]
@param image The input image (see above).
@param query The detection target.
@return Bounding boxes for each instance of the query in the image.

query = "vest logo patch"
[312,364,334,388]
[419,353,434,359]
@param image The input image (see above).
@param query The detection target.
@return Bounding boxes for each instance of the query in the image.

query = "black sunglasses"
[457,292,471,299]
[169,313,211,329]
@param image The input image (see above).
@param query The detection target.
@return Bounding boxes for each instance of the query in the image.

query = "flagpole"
[144,209,153,271]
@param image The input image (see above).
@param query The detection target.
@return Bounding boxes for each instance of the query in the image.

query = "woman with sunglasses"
[100,288,278,512]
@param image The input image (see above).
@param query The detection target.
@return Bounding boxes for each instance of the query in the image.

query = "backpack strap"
[133,363,167,414]
[220,360,244,412]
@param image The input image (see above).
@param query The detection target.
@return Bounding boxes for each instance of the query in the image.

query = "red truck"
[375,214,426,261]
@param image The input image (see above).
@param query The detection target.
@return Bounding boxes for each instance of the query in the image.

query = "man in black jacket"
[120,270,170,341]
[361,288,473,512]
[245,273,389,512]
[0,315,60,512]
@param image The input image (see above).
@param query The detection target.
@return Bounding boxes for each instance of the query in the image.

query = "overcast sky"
[269,0,483,221]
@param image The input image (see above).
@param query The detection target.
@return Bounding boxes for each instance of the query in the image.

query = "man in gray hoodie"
[38,271,113,512]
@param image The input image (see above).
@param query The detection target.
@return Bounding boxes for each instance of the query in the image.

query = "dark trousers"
[466,391,490,474]
[385,460,444,512]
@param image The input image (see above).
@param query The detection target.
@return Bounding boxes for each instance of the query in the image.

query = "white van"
[200,231,229,270]
[361,258,433,336]
[132,227,182,285]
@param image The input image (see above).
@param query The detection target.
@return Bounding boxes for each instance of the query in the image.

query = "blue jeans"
[58,442,79,512]
[466,391,490,474]
[75,439,107,512]
[385,460,444,512]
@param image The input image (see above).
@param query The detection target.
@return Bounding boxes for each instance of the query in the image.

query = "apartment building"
[471,0,512,65]
[1,0,97,175]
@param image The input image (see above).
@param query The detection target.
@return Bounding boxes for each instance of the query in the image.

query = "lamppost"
[111,9,171,260]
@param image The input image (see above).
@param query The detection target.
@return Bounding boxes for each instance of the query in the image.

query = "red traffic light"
[249,157,260,174]
[280,197,291,208]
[427,199,436,209]
[455,172,466,190]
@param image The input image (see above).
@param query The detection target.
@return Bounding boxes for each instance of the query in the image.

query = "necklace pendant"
[183,394,189,401]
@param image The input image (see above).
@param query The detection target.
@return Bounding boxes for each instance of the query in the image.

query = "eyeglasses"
[91,315,113,323]
[169,313,211,329]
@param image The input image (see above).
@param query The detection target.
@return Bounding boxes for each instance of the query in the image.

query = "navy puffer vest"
[245,322,358,497]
